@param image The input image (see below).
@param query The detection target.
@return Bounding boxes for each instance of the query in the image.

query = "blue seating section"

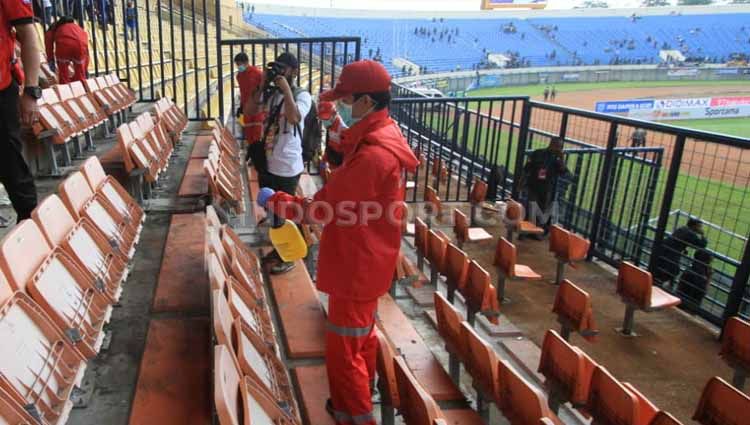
[246,12,750,74]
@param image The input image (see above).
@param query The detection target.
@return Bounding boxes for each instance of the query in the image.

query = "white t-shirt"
[266,89,312,177]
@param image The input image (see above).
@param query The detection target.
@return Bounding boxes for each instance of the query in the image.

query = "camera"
[261,61,286,101]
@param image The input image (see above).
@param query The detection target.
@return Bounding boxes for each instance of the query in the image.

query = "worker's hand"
[257,187,275,208]
[274,75,291,95]
[20,94,39,128]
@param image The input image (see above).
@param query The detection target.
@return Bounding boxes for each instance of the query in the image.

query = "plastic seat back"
[444,243,469,293]
[494,237,517,277]
[505,200,523,222]
[58,171,95,219]
[649,412,684,425]
[32,194,78,247]
[208,252,228,291]
[552,280,598,339]
[470,179,488,205]
[214,344,244,425]
[0,220,52,292]
[394,355,442,424]
[424,186,442,217]
[116,124,138,173]
[497,359,552,425]
[206,205,222,229]
[212,289,236,351]
[414,217,428,257]
[586,366,638,425]
[693,377,750,425]
[622,383,658,425]
[538,330,594,406]
[375,330,400,408]
[0,270,11,306]
[720,317,750,371]
[453,209,469,242]
[434,292,465,360]
[80,156,108,191]
[0,385,36,424]
[617,262,653,310]
[549,225,570,258]
[427,229,448,274]
[465,260,499,323]
[460,322,499,397]
[568,233,591,262]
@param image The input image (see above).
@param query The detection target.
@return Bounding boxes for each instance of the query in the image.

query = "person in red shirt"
[44,16,89,84]
[257,60,418,425]
[0,0,41,222]
[234,52,265,172]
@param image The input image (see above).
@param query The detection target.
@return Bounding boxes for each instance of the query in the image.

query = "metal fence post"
[586,122,619,261]
[723,235,750,323]
[215,0,224,120]
[647,135,686,273]
[511,99,532,200]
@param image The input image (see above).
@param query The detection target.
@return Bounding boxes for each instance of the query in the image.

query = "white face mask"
[349,96,374,125]
[337,101,354,126]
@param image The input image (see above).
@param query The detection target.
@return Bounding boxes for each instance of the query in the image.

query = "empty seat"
[505,200,544,241]
[621,382,658,425]
[469,179,492,226]
[494,237,542,303]
[461,321,500,417]
[375,329,401,425]
[221,227,266,304]
[58,171,138,260]
[434,292,466,382]
[586,366,639,425]
[616,262,681,336]
[693,377,750,425]
[552,280,598,341]
[212,289,295,418]
[415,217,428,272]
[0,290,87,425]
[213,345,298,425]
[80,156,145,227]
[0,386,36,423]
[463,260,500,326]
[496,357,556,425]
[453,209,492,249]
[549,225,590,284]
[443,243,470,302]
[720,317,750,390]
[426,229,448,287]
[424,186,443,225]
[538,330,596,413]
[32,194,127,303]
[0,220,112,358]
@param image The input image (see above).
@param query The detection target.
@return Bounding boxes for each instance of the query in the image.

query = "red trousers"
[55,42,88,84]
[326,297,379,425]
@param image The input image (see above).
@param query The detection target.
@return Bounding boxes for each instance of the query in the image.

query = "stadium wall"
[393,65,750,95]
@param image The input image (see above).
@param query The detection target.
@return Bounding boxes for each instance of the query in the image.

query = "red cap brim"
[319,87,347,102]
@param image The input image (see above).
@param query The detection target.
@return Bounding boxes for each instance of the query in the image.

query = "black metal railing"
[391,82,750,327]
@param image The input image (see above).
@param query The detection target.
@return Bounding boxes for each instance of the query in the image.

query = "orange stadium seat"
[496,357,558,425]
[453,208,492,249]
[463,260,501,326]
[424,186,443,226]
[461,321,500,420]
[80,156,145,226]
[616,262,681,336]
[549,225,591,284]
[375,329,400,425]
[32,194,127,303]
[586,366,639,425]
[552,279,598,342]
[213,345,298,425]
[414,217,428,272]
[539,330,597,413]
[469,178,490,226]
[719,317,750,390]
[0,386,37,424]
[0,220,112,359]
[426,229,449,287]
[621,382,659,425]
[693,377,750,425]
[0,290,87,425]
[444,243,470,302]
[504,199,544,242]
[434,292,466,382]
[649,412,684,425]
[494,236,542,303]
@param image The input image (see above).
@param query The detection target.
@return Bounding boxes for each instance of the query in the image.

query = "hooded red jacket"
[267,108,418,301]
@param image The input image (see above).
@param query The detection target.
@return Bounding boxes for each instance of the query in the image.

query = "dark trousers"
[245,141,267,175]
[0,82,38,221]
[262,171,300,228]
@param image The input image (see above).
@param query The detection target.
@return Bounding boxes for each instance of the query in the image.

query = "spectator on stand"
[652,219,707,286]
[45,16,89,83]
[519,137,569,238]
[677,248,712,312]
[125,1,136,40]
[234,52,265,171]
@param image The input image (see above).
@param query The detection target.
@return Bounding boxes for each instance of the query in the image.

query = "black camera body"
[261,61,286,102]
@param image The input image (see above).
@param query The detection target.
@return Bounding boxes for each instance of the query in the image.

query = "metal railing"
[392,81,750,327]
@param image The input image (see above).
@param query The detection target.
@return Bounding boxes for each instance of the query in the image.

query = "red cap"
[317,101,336,120]
[319,60,391,102]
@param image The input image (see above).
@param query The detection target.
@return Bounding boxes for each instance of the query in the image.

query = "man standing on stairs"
[44,16,89,84]
[256,60,419,425]
[234,52,264,172]
[0,0,41,221]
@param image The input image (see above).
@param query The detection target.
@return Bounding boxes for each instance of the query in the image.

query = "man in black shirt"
[652,218,708,285]
[520,138,569,237]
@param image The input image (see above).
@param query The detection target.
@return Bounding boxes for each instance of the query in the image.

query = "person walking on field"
[256,60,418,425]
[551,86,557,101]
[543,86,550,101]
[45,16,89,83]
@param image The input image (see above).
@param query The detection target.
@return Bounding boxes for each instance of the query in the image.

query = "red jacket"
[236,67,264,142]
[268,108,418,301]
[45,21,88,62]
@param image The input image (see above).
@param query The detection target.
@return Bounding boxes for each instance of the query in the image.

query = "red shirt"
[236,66,262,108]
[0,0,33,90]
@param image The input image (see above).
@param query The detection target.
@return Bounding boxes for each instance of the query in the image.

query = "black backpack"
[293,87,322,162]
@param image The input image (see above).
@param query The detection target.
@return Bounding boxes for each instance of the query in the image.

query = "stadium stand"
[249,11,750,74]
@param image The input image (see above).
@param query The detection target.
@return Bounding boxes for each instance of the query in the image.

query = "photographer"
[246,52,311,274]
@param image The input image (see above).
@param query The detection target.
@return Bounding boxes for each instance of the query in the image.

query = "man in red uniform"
[234,52,266,171]
[1,0,41,222]
[44,16,89,83]
[257,60,418,425]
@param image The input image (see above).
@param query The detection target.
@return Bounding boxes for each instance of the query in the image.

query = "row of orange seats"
[204,206,303,424]
[204,122,245,215]
[0,156,144,424]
